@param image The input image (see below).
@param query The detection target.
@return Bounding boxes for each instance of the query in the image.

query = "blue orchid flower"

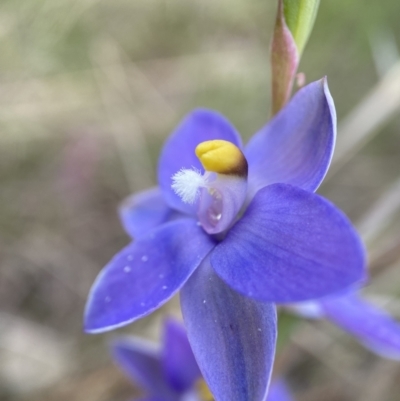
[291,291,400,359]
[85,78,366,400]
[112,318,203,401]
[112,318,292,401]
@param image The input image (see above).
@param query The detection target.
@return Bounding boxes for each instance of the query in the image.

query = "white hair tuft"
[171,168,206,204]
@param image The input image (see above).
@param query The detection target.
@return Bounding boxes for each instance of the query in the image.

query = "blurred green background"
[1,0,400,400]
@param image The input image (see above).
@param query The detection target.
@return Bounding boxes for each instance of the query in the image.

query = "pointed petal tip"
[84,288,151,334]
[246,78,337,196]
[302,76,333,107]
[181,260,277,401]
[83,219,215,334]
[83,262,158,334]
[321,76,337,129]
[84,313,138,334]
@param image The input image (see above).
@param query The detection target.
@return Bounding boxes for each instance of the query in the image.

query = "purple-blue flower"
[85,78,366,400]
[292,291,400,359]
[112,318,203,401]
[112,318,292,401]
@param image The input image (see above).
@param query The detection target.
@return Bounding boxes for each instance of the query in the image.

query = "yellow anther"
[195,140,248,176]
[196,378,214,401]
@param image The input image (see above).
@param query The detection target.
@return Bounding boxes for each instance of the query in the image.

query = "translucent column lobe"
[197,174,247,235]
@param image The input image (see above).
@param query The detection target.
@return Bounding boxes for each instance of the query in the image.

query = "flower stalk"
[271,0,320,115]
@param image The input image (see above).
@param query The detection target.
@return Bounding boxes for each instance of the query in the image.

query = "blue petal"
[245,78,336,198]
[119,187,180,239]
[84,219,215,333]
[180,259,277,401]
[211,183,366,303]
[158,109,242,214]
[267,380,294,401]
[111,337,177,399]
[321,293,400,359]
[162,318,201,392]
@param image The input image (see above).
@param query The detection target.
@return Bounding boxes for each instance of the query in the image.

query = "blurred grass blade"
[369,27,399,78]
[356,176,400,244]
[330,60,400,174]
